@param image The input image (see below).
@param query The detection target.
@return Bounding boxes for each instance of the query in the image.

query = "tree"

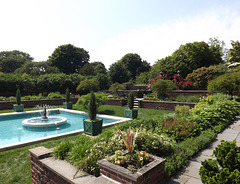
[228,40,240,63]
[79,61,107,76]
[120,53,150,79]
[108,61,131,83]
[48,44,89,74]
[150,41,223,78]
[15,61,60,75]
[0,50,33,73]
[208,37,227,62]
[76,78,99,94]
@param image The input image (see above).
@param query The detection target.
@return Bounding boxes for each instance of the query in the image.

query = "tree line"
[0,38,239,94]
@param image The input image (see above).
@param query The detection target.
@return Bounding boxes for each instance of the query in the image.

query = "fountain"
[22,106,67,129]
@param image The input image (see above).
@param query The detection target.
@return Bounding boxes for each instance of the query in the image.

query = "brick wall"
[29,146,99,184]
[107,99,127,106]
[0,98,78,110]
[98,154,165,184]
[139,100,196,111]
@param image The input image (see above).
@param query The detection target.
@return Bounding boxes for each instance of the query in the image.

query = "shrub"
[174,95,200,103]
[128,91,134,110]
[158,119,200,142]
[175,105,190,117]
[208,72,240,95]
[199,140,240,184]
[88,91,97,120]
[16,89,21,105]
[135,130,173,156]
[151,79,176,99]
[75,92,108,110]
[109,82,124,95]
[186,67,220,89]
[47,91,63,99]
[65,88,70,102]
[76,78,99,95]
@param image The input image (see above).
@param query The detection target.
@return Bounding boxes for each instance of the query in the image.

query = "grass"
[0,105,172,184]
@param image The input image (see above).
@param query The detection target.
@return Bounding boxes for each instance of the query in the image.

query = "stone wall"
[0,98,78,110]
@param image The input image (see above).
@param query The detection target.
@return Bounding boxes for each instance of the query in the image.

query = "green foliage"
[109,82,124,95]
[228,40,240,63]
[16,89,21,105]
[199,140,240,184]
[0,73,85,94]
[128,91,134,110]
[76,78,99,94]
[189,94,240,130]
[186,67,221,89]
[15,61,60,75]
[109,61,131,84]
[53,141,74,160]
[79,62,107,76]
[135,72,150,84]
[95,73,110,90]
[0,50,33,73]
[66,88,70,102]
[48,44,90,74]
[158,119,200,142]
[135,130,173,156]
[136,90,143,98]
[151,79,176,99]
[175,105,190,117]
[88,91,97,120]
[172,95,200,103]
[208,72,240,95]
[75,92,108,111]
[150,41,223,78]
[47,91,63,99]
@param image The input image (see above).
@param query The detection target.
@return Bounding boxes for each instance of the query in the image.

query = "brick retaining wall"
[138,100,196,111]
[0,98,78,110]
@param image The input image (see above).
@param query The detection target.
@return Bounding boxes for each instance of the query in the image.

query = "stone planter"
[13,104,24,112]
[83,119,103,136]
[98,154,165,184]
[124,109,138,119]
[63,102,72,109]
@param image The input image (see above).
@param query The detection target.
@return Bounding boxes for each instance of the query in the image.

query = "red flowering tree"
[173,73,195,90]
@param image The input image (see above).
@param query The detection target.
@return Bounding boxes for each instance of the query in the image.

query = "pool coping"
[0,108,131,152]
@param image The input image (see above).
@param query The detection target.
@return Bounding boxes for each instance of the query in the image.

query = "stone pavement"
[167,116,240,184]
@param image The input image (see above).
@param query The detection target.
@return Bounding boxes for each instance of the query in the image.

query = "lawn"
[0,105,172,184]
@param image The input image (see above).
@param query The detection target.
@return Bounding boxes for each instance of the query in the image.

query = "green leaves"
[199,140,240,184]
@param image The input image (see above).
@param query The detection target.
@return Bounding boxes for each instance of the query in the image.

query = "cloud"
[93,7,240,69]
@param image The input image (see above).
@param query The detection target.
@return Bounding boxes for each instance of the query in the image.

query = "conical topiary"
[128,91,134,110]
[66,88,70,103]
[16,89,21,105]
[88,91,97,120]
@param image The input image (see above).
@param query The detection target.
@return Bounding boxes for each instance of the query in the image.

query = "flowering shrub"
[174,74,195,90]
[158,119,200,142]
[146,74,169,90]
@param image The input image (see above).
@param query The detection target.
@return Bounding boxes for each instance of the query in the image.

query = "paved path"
[167,116,240,184]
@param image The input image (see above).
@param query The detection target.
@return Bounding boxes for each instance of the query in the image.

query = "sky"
[0,0,240,69]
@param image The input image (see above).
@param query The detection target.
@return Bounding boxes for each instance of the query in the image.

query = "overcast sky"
[0,0,240,68]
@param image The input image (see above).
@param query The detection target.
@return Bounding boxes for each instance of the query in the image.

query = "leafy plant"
[199,140,240,184]
[75,92,108,110]
[151,79,176,99]
[16,89,21,105]
[128,91,134,110]
[175,105,190,117]
[88,91,97,120]
[65,88,70,103]
[47,91,63,99]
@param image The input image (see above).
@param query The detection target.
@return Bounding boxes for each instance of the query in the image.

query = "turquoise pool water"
[0,109,121,149]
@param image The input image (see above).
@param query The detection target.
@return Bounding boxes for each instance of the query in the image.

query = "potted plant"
[124,91,138,119]
[13,89,24,112]
[83,91,103,136]
[63,88,72,109]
